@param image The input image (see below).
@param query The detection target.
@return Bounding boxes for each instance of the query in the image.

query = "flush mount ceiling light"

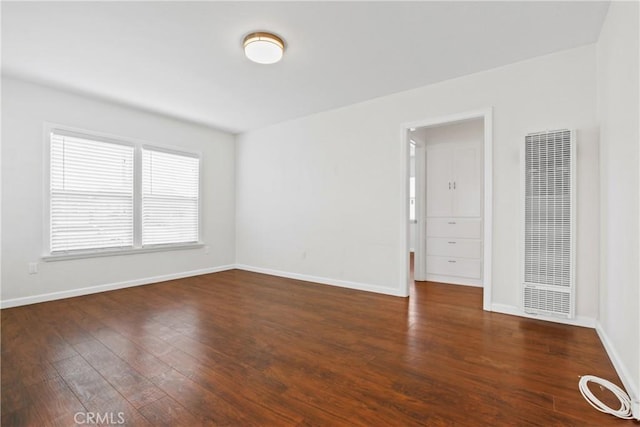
[243,32,285,64]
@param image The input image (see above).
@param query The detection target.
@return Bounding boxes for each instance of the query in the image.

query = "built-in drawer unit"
[426,218,482,239]
[426,238,481,259]
[426,256,482,279]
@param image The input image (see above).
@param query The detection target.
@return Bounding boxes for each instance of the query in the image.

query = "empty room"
[1,1,639,426]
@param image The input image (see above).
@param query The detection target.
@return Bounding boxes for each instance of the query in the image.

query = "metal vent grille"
[523,286,571,316]
[522,129,575,318]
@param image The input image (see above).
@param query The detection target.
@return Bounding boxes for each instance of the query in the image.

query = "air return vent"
[522,129,575,318]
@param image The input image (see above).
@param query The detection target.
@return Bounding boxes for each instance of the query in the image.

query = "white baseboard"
[490,303,596,328]
[234,264,407,297]
[596,322,640,418]
[0,264,236,309]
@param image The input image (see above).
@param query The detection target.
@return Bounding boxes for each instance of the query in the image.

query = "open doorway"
[400,109,493,310]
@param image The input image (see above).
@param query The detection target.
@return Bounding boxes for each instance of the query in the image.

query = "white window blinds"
[50,133,134,252]
[142,148,200,246]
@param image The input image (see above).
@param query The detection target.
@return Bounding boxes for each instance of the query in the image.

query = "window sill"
[42,243,205,262]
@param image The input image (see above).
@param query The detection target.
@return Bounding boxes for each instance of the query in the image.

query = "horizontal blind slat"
[142,148,200,245]
[50,133,134,252]
[50,131,200,253]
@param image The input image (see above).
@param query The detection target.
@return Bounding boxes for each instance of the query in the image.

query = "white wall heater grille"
[522,129,575,318]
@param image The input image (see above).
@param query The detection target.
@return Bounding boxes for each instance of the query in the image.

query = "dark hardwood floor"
[1,268,633,426]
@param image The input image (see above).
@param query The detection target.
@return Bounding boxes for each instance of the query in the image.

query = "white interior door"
[426,145,452,217]
[452,144,482,217]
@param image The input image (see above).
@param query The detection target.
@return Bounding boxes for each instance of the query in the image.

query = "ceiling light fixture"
[243,32,285,64]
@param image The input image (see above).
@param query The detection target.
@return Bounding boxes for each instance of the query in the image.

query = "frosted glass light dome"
[243,32,284,64]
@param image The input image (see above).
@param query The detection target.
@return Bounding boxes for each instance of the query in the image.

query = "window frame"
[43,124,203,261]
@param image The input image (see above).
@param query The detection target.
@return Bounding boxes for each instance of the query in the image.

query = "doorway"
[400,109,493,310]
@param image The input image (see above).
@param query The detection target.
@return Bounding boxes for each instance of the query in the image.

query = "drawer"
[426,256,482,279]
[426,218,482,238]
[427,238,481,259]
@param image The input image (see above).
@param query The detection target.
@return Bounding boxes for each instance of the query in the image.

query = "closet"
[417,119,483,286]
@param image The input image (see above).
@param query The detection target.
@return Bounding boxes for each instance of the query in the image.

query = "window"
[142,148,199,245]
[48,128,200,257]
[50,133,134,252]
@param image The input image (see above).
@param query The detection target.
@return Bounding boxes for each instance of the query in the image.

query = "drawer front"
[427,238,481,259]
[426,218,482,238]
[426,256,482,279]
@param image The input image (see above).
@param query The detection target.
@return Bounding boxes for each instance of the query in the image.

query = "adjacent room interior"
[1,1,638,425]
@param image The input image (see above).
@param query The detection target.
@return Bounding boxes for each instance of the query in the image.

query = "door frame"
[399,108,493,311]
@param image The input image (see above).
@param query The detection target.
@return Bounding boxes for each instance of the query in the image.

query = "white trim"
[413,139,427,281]
[596,322,640,418]
[43,123,204,159]
[133,144,143,248]
[235,264,407,297]
[43,124,52,255]
[400,107,493,309]
[0,264,235,309]
[399,125,411,296]
[42,242,204,262]
[570,130,577,318]
[482,110,493,311]
[491,303,596,328]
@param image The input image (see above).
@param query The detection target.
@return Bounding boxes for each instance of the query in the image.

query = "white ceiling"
[2,1,609,134]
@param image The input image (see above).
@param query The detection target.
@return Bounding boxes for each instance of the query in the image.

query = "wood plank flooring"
[1,269,633,426]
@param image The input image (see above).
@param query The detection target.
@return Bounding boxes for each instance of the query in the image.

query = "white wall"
[596,1,640,408]
[1,77,236,305]
[236,45,600,319]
